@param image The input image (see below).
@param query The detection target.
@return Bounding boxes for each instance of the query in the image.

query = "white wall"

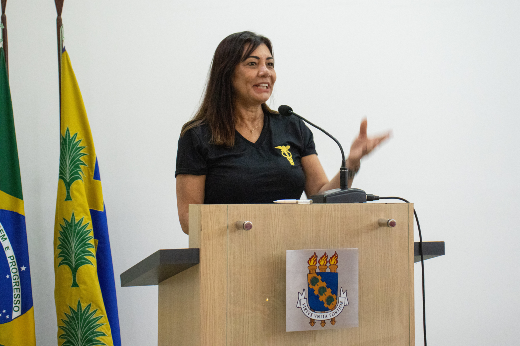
[6,0,520,344]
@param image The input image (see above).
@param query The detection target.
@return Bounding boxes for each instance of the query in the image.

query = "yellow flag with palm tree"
[54,46,120,346]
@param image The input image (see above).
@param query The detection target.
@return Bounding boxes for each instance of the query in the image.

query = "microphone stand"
[279,106,366,203]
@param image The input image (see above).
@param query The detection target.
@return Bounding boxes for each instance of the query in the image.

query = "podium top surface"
[120,248,199,287]
[120,241,444,287]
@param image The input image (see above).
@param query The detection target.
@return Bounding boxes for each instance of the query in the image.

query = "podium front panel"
[159,203,414,346]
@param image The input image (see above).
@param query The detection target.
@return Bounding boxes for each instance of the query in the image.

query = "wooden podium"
[122,203,445,345]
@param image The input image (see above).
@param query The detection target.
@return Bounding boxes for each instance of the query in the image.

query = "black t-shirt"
[175,112,317,204]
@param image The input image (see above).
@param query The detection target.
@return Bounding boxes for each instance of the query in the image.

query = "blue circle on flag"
[0,210,33,323]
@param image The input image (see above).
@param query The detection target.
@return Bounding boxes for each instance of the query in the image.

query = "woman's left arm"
[302,118,391,196]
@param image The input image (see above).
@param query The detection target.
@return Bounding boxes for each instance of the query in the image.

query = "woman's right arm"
[176,174,206,234]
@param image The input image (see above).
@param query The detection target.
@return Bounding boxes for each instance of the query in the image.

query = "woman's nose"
[258,65,270,77]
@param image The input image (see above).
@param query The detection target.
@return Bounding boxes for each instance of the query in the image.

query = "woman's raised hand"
[347,118,391,169]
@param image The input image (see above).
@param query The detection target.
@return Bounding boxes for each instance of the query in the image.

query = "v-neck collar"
[235,113,268,147]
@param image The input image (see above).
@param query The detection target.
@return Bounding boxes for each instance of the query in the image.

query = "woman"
[176,31,390,234]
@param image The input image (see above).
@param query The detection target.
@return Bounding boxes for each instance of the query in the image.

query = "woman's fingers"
[349,120,391,161]
[359,118,368,138]
[366,132,390,153]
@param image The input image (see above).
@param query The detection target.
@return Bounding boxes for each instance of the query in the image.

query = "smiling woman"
[175,31,390,234]
[179,31,276,147]
[232,43,276,115]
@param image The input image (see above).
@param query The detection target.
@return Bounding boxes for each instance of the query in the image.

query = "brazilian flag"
[53,47,121,346]
[0,47,37,345]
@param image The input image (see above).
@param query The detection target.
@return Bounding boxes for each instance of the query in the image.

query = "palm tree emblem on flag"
[54,48,121,345]
[59,128,87,201]
[57,212,95,287]
[59,301,107,346]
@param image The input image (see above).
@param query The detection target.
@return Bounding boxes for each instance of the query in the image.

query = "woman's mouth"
[254,83,270,91]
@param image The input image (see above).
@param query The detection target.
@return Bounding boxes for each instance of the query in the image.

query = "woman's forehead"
[242,43,273,59]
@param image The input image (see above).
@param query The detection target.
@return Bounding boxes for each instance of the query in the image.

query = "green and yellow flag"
[0,47,37,345]
[54,47,120,346]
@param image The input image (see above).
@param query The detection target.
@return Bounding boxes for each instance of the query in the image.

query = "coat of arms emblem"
[296,252,348,327]
[286,248,358,332]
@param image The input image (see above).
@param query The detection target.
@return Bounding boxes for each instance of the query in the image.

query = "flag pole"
[55,0,63,119]
[1,0,8,75]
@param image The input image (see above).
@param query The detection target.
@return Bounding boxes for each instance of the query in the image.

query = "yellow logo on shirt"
[275,145,294,166]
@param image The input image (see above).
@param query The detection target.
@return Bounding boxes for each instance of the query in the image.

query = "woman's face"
[232,43,276,108]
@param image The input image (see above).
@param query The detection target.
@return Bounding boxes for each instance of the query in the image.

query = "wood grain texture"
[158,204,228,345]
[158,266,200,346]
[158,204,202,345]
[198,205,228,345]
[188,204,201,249]
[226,204,413,346]
[408,203,415,346]
[159,203,414,345]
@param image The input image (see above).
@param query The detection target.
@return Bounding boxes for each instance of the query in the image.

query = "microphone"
[278,105,367,203]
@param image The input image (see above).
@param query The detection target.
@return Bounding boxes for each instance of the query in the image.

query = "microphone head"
[278,105,293,116]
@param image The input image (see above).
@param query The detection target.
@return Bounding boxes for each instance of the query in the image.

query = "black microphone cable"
[367,194,427,346]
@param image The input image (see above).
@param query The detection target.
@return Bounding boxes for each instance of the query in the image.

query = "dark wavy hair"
[180,31,274,147]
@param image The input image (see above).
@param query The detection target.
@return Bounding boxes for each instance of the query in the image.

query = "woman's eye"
[247,61,256,66]
[268,62,275,68]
